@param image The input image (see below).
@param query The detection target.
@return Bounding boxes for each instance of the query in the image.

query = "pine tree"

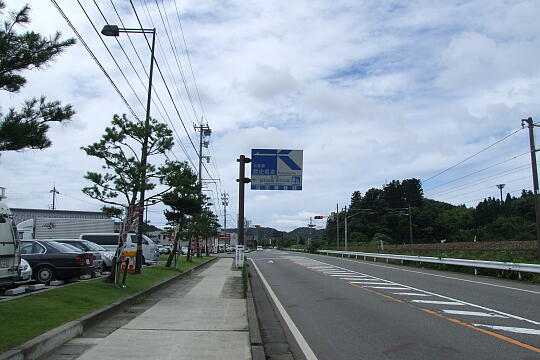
[0,2,75,151]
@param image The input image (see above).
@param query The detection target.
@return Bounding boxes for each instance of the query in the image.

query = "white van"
[79,233,159,265]
[0,200,21,288]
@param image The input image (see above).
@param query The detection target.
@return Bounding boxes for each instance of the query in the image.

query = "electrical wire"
[172,0,207,122]
[50,0,141,121]
[423,151,530,192]
[462,187,532,205]
[102,0,197,169]
[428,164,531,197]
[422,127,525,184]
[77,1,147,115]
[129,0,200,158]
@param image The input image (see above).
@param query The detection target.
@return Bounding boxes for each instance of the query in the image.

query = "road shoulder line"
[250,259,318,360]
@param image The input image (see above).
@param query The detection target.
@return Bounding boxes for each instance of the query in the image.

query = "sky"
[1,0,540,232]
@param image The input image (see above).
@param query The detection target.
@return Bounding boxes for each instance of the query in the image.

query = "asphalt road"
[248,249,540,360]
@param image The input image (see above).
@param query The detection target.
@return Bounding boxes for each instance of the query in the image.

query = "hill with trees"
[322,178,535,246]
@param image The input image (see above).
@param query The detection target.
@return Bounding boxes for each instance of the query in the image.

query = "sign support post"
[236,155,251,268]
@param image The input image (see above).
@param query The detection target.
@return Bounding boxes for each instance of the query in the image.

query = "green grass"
[0,257,212,352]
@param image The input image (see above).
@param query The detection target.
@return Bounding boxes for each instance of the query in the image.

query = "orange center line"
[347,282,540,354]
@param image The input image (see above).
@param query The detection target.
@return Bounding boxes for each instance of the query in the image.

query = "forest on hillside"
[322,178,536,246]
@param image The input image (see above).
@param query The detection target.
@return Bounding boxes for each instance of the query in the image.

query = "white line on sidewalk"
[250,259,319,360]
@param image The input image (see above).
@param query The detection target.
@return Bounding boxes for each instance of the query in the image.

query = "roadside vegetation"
[281,178,537,248]
[0,258,212,352]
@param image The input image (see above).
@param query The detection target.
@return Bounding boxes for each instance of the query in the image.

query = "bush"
[371,233,392,245]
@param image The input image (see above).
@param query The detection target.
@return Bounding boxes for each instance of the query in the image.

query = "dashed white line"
[304,257,540,326]
[349,282,395,285]
[411,300,464,306]
[313,253,540,295]
[393,292,432,297]
[366,286,411,290]
[442,310,508,318]
[473,324,540,335]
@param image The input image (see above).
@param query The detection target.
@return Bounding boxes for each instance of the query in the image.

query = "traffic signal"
[255,225,261,228]
[314,216,324,219]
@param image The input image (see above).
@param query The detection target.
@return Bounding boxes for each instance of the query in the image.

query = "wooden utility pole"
[237,155,251,245]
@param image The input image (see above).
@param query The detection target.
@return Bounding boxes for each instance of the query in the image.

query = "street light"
[101,24,156,274]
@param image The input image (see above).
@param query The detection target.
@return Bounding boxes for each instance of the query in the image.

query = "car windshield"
[48,241,81,253]
[83,241,107,251]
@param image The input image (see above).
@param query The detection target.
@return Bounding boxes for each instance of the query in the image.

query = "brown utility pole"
[237,155,251,246]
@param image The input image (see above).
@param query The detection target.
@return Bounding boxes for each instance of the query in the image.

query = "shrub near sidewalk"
[0,257,212,352]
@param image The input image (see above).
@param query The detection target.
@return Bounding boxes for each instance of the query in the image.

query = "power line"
[103,0,197,169]
[424,151,530,192]
[140,0,198,128]
[150,0,200,125]
[422,127,524,184]
[462,187,532,205]
[50,0,141,121]
[172,0,207,122]
[129,0,200,159]
[428,164,531,197]
[437,175,531,202]
[77,0,147,115]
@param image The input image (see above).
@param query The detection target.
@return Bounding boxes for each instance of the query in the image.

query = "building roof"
[11,208,110,224]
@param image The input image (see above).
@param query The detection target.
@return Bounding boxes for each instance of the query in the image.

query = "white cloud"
[2,0,540,231]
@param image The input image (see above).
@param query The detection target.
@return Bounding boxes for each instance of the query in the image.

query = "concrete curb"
[0,257,217,360]
[246,264,266,360]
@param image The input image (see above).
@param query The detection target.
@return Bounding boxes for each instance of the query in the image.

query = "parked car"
[20,240,94,284]
[16,258,32,284]
[158,245,171,254]
[79,233,159,265]
[257,246,263,251]
[52,239,112,272]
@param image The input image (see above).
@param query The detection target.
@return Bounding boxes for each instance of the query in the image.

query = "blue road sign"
[251,149,303,190]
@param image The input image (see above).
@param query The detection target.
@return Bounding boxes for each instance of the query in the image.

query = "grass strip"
[0,256,212,352]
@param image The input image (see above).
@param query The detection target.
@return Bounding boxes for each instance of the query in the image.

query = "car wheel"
[35,266,56,284]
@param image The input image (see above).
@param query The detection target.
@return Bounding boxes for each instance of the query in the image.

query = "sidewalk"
[69,258,250,360]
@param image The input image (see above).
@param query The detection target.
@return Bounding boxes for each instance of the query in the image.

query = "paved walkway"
[55,258,250,360]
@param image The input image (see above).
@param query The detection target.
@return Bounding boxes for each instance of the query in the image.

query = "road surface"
[248,249,540,360]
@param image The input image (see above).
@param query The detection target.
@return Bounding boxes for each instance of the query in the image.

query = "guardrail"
[309,250,540,275]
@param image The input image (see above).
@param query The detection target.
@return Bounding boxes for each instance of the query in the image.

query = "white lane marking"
[366,286,411,290]
[411,300,465,306]
[340,277,372,280]
[442,310,508,318]
[329,274,357,277]
[313,253,540,296]
[301,256,540,326]
[349,282,396,285]
[250,259,318,360]
[472,324,540,335]
[393,292,432,297]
